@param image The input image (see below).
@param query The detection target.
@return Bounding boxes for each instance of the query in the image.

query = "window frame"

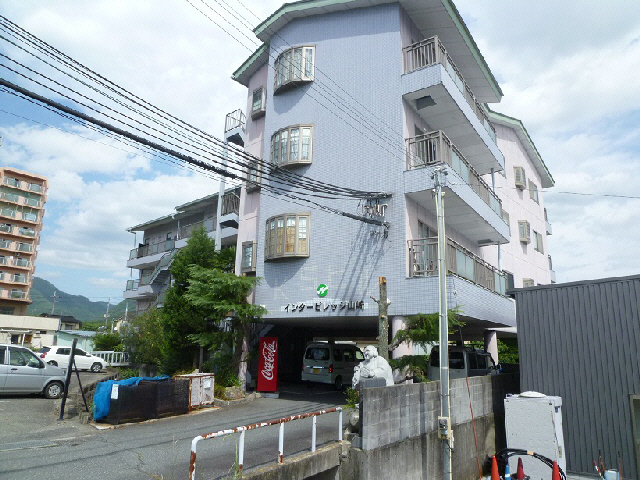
[264,213,310,261]
[514,166,526,189]
[241,241,257,273]
[528,180,539,203]
[270,125,313,168]
[274,45,315,93]
[518,220,531,244]
[251,86,266,119]
[534,231,544,253]
[246,160,261,192]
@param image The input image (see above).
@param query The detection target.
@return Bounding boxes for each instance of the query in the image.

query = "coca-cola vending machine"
[257,337,278,392]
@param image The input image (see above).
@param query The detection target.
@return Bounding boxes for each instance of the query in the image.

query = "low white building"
[0,314,59,348]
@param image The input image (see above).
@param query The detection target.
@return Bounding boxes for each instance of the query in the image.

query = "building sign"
[282,300,365,313]
[316,284,328,297]
[257,337,278,392]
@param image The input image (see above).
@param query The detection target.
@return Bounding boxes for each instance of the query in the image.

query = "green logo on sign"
[317,284,328,297]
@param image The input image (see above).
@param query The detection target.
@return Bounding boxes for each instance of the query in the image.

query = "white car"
[0,344,67,398]
[39,346,106,373]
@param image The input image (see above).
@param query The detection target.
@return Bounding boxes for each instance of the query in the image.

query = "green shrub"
[344,387,360,409]
[119,367,138,379]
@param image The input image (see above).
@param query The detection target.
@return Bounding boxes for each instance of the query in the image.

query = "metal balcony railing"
[10,289,27,299]
[12,258,30,268]
[24,198,40,207]
[403,36,496,142]
[224,109,246,133]
[3,177,20,188]
[0,225,11,234]
[221,191,240,216]
[179,218,215,240]
[408,237,506,295]
[0,207,16,218]
[28,183,43,193]
[126,279,139,291]
[406,131,503,218]
[19,227,35,237]
[129,238,175,260]
[0,192,20,203]
[22,212,38,222]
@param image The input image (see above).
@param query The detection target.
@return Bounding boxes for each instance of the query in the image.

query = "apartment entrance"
[632,395,640,479]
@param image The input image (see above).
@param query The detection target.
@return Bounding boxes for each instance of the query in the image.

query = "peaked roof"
[488,109,554,188]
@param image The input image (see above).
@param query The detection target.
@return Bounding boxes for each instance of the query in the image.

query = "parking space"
[0,370,112,447]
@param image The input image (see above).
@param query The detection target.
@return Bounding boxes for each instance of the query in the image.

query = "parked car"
[427,345,498,381]
[39,346,106,372]
[0,344,67,398]
[301,342,364,389]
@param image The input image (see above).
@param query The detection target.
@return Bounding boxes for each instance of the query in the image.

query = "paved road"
[0,382,348,480]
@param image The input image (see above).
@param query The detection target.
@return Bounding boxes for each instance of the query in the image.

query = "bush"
[344,387,360,409]
[119,367,138,379]
[93,332,123,352]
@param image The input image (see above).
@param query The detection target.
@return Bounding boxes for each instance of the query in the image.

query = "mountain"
[27,277,135,324]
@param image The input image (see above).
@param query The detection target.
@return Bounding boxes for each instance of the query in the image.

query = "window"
[504,271,515,291]
[246,160,261,192]
[264,213,310,260]
[274,46,315,93]
[518,220,531,244]
[270,125,313,167]
[514,166,526,189]
[534,231,544,253]
[241,241,257,273]
[0,306,14,315]
[523,278,535,288]
[529,180,539,203]
[251,87,266,119]
[333,349,343,361]
[501,209,510,226]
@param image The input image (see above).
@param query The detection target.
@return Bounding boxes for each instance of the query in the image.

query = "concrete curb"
[213,391,259,407]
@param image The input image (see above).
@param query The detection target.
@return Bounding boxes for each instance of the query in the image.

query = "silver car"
[0,344,67,399]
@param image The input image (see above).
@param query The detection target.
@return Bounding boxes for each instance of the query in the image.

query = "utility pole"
[50,290,59,315]
[105,297,111,333]
[434,166,452,480]
[370,277,389,360]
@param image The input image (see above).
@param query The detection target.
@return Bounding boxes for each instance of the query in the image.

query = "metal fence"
[189,407,343,479]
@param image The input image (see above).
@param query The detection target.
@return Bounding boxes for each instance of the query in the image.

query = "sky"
[0,0,638,304]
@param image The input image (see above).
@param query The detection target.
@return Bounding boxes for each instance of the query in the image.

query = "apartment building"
[226,0,554,367]
[123,186,240,314]
[0,167,47,315]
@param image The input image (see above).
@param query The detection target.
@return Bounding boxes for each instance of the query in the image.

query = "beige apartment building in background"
[0,167,47,315]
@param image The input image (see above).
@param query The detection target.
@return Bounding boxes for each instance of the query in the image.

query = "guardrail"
[189,407,343,480]
[91,351,130,366]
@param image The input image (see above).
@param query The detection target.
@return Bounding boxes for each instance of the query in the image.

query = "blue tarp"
[93,376,169,420]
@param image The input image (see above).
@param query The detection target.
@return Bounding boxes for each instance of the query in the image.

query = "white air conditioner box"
[504,392,566,480]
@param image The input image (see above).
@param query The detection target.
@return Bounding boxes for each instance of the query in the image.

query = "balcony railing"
[11,274,27,284]
[126,279,140,291]
[0,192,20,203]
[221,191,240,216]
[12,258,30,268]
[10,289,27,299]
[225,109,246,133]
[28,183,43,193]
[406,131,502,217]
[0,224,11,234]
[403,36,496,142]
[21,212,38,222]
[408,237,506,295]
[3,177,20,188]
[24,198,41,208]
[0,207,16,218]
[17,243,32,253]
[0,240,11,249]
[19,227,35,237]
[179,217,216,240]
[129,238,175,260]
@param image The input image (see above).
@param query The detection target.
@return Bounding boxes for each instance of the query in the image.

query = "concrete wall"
[0,314,59,347]
[355,374,516,450]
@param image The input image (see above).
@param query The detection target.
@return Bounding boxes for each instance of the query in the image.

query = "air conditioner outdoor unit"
[514,166,526,189]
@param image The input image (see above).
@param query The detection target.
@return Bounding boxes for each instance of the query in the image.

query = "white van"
[301,342,364,389]
[427,346,497,381]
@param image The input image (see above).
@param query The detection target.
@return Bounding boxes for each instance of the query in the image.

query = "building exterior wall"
[512,276,640,476]
[0,313,59,348]
[0,168,47,315]
[482,124,552,287]
[255,4,406,323]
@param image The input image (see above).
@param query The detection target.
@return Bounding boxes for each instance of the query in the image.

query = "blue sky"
[0,0,639,304]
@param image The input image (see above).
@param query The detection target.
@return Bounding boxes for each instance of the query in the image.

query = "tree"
[121,309,164,366]
[160,227,235,374]
[389,308,464,381]
[93,332,123,352]
[184,265,267,388]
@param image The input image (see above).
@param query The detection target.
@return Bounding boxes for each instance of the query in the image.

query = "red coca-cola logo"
[261,340,277,380]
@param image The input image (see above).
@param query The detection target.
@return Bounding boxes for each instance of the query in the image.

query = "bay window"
[270,125,313,167]
[274,46,315,93]
[265,213,310,260]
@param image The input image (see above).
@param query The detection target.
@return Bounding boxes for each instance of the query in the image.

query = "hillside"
[27,277,135,323]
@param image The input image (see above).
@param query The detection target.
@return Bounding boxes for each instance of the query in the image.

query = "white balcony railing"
[224,109,246,134]
[403,36,496,142]
[406,131,503,218]
[408,237,506,295]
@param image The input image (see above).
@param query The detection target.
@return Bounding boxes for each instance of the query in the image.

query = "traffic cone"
[515,458,524,480]
[551,460,560,480]
[491,456,500,480]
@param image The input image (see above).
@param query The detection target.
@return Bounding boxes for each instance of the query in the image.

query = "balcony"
[28,183,44,193]
[20,212,38,223]
[0,207,16,219]
[402,36,503,174]
[179,218,215,240]
[224,109,245,147]
[544,208,552,235]
[0,192,20,203]
[408,237,506,296]
[11,258,30,268]
[404,131,509,245]
[129,239,175,261]
[3,177,20,188]
[0,240,11,250]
